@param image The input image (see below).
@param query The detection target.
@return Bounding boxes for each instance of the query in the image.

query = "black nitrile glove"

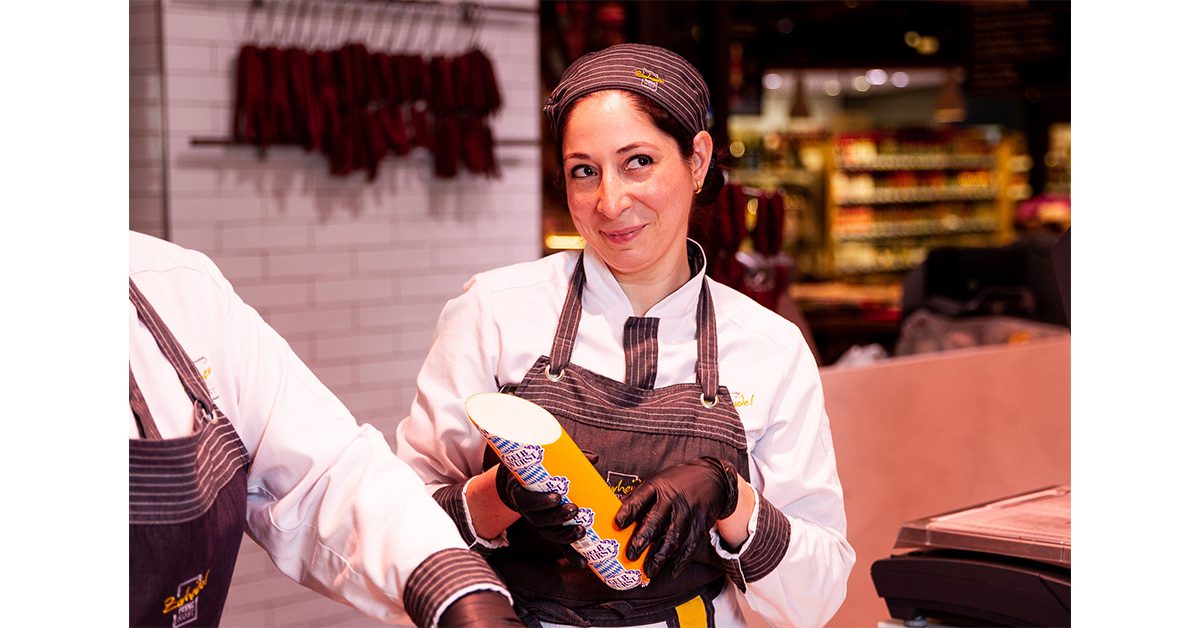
[438,590,524,626]
[494,450,599,546]
[613,456,740,579]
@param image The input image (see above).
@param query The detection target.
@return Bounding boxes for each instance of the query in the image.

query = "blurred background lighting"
[853,75,871,92]
[891,71,910,87]
[763,72,784,90]
[917,36,940,55]
[544,234,586,250]
[790,89,810,118]
[866,69,888,85]
[777,18,794,34]
[904,30,921,47]
[729,140,746,158]
[823,79,842,96]
[934,78,967,123]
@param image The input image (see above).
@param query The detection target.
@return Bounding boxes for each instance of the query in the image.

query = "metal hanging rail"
[250,0,539,21]
[188,0,541,152]
[189,137,540,147]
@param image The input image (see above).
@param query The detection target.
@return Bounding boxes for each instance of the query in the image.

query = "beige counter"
[820,336,1070,627]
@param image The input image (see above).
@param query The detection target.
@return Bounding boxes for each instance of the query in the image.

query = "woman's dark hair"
[552,90,726,207]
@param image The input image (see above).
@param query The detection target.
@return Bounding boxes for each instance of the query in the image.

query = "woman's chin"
[596,250,650,278]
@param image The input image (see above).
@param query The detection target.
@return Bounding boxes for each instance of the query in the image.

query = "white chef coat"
[396,243,856,628]
[128,231,508,626]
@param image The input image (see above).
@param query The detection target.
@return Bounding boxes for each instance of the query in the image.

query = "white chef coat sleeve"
[709,332,856,628]
[394,278,508,551]
[201,258,508,626]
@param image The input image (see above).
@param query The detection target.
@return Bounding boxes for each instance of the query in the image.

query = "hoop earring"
[695,180,702,195]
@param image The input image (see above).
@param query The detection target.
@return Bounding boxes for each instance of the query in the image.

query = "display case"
[825,128,1031,278]
[726,126,1031,283]
[724,126,1033,362]
[1043,122,1071,197]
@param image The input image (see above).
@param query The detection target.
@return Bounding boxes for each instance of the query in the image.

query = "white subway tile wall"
[131,1,541,625]
[130,0,166,239]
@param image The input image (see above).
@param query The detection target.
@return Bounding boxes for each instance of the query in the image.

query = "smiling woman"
[559,90,710,312]
[395,42,855,628]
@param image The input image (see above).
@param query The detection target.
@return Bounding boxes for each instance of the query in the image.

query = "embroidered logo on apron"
[606,471,642,497]
[162,570,209,627]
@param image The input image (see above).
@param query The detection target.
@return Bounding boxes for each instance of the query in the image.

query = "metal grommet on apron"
[129,279,250,627]
[490,248,749,628]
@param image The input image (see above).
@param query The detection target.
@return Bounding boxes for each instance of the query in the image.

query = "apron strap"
[547,249,721,400]
[695,278,719,403]
[623,316,660,390]
[129,278,218,426]
[547,254,586,377]
[128,365,162,440]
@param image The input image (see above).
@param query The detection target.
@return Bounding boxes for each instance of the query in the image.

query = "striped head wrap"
[543,43,710,138]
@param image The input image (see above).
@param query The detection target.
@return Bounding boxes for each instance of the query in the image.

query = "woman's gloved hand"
[438,590,524,626]
[614,456,740,579]
[494,454,597,545]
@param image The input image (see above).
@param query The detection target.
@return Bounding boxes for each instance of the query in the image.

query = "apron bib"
[488,253,749,627]
[129,280,250,627]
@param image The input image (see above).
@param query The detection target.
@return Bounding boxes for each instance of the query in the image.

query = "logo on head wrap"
[634,68,664,91]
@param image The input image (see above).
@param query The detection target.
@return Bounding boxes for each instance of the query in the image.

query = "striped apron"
[129,280,250,627]
[489,252,750,627]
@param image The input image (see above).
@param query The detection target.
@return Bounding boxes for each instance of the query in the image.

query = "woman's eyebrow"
[564,143,655,162]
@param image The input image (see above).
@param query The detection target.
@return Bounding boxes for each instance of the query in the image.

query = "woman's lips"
[602,224,645,245]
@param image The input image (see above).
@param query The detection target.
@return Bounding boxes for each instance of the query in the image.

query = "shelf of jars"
[834,128,998,164]
[832,230,999,276]
[835,154,996,171]
[833,185,998,205]
[834,243,927,276]
[830,167,998,205]
[832,210,998,242]
[728,169,820,190]
[824,128,1028,281]
[723,127,1030,286]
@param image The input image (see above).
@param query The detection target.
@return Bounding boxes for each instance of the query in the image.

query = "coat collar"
[580,239,708,321]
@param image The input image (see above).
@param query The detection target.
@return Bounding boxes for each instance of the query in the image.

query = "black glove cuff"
[699,456,740,519]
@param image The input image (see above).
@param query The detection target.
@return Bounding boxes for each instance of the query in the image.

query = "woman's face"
[561,91,710,282]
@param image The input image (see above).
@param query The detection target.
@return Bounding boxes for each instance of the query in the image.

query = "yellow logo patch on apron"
[606,471,642,497]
